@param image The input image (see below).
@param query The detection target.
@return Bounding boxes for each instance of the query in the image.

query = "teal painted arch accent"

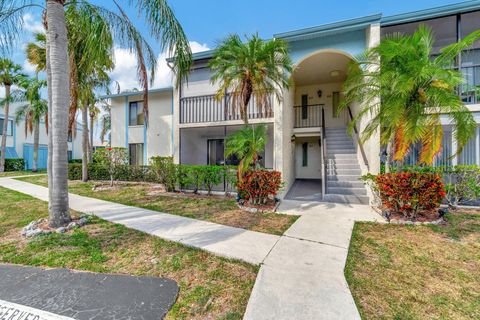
[288,29,366,65]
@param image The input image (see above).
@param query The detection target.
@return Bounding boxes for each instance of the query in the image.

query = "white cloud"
[109,41,210,92]
[23,13,44,34]
[22,59,37,74]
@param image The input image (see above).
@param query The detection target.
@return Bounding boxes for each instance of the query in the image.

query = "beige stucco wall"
[294,82,348,128]
[109,90,173,163]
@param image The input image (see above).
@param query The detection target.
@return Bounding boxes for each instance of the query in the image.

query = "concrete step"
[326,158,359,164]
[327,180,365,188]
[326,164,361,170]
[327,169,362,175]
[327,175,362,182]
[327,187,367,196]
[327,154,358,159]
[323,194,370,205]
[327,149,357,154]
[327,144,355,150]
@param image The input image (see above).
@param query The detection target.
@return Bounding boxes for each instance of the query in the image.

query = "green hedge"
[5,158,25,171]
[68,159,237,194]
[68,163,156,182]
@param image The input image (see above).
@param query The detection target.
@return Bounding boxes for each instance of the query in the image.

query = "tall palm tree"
[0,58,26,172]
[209,34,293,125]
[0,0,192,227]
[14,78,48,172]
[225,124,268,181]
[340,25,480,170]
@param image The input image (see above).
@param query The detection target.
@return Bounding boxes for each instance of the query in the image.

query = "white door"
[324,91,347,128]
[295,138,322,179]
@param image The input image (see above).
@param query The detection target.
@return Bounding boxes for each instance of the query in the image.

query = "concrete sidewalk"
[0,177,279,265]
[0,178,384,320]
[243,200,384,320]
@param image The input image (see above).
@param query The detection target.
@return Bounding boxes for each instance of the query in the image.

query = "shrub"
[375,172,445,219]
[88,148,128,186]
[5,158,25,171]
[150,156,176,191]
[199,166,224,195]
[237,170,282,205]
[443,165,480,208]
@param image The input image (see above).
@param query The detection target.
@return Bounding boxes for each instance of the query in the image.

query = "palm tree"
[340,25,480,170]
[225,124,268,181]
[0,58,26,172]
[0,0,192,227]
[14,78,48,172]
[209,34,293,125]
[26,33,46,76]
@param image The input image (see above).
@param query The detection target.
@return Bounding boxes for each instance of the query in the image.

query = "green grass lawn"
[16,175,298,235]
[0,170,46,178]
[0,186,258,320]
[345,211,480,320]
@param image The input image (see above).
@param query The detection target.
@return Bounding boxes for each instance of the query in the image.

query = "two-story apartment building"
[0,103,82,170]
[105,1,480,204]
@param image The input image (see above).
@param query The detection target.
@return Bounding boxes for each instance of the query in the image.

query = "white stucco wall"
[294,82,348,128]
[109,90,174,163]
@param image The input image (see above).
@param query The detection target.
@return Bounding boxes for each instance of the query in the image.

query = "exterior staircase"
[323,127,369,205]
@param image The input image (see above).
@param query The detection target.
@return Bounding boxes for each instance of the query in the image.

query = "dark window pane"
[301,95,308,120]
[332,92,340,118]
[0,119,13,136]
[302,142,308,167]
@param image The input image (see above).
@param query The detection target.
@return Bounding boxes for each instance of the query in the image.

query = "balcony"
[180,94,274,124]
[294,104,323,128]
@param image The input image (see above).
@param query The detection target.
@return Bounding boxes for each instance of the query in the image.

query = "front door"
[325,91,347,128]
[295,138,322,179]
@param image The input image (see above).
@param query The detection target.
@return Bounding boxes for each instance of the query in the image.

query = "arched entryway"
[286,50,367,203]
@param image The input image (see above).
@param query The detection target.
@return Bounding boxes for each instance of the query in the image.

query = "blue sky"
[10,0,470,91]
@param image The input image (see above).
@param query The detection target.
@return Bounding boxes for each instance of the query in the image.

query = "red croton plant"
[375,172,446,220]
[237,170,282,205]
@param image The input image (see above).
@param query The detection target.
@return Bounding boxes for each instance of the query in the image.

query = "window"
[67,133,72,142]
[67,151,73,161]
[208,139,224,165]
[302,143,308,167]
[129,143,144,165]
[301,95,308,120]
[332,92,340,118]
[129,101,144,126]
[0,118,13,136]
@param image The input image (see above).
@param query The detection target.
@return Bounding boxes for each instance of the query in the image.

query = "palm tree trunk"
[32,122,40,172]
[385,140,393,173]
[46,0,71,228]
[89,112,94,162]
[0,85,10,173]
[82,106,89,181]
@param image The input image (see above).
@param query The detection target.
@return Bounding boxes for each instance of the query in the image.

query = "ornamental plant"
[237,170,283,205]
[93,148,128,187]
[375,172,446,220]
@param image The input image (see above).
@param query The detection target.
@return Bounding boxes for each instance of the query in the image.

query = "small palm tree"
[225,124,268,181]
[0,58,26,172]
[14,78,48,172]
[340,25,480,170]
[209,34,293,125]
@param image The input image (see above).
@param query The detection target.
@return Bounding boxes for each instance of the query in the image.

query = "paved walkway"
[0,177,278,265]
[0,177,385,320]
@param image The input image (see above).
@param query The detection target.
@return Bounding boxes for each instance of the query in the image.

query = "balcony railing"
[294,104,323,128]
[180,94,273,124]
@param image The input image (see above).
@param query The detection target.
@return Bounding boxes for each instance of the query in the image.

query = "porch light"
[291,134,296,142]
[330,70,340,77]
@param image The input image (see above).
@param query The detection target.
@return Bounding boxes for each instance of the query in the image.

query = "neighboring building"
[0,103,82,170]
[104,1,480,204]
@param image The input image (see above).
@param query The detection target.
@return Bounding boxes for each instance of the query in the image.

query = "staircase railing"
[321,107,327,198]
[347,106,369,172]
